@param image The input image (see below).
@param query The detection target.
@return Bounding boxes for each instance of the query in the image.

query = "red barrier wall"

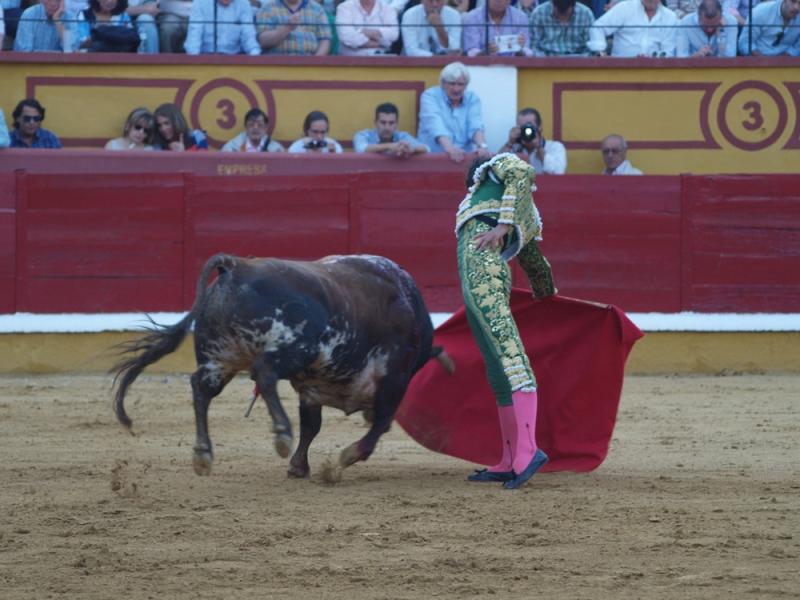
[2,153,798,314]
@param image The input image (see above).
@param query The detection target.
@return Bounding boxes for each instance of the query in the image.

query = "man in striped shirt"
[530,0,594,56]
[257,0,332,55]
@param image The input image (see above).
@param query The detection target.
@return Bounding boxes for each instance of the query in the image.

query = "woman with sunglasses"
[105,107,156,151]
[9,98,62,149]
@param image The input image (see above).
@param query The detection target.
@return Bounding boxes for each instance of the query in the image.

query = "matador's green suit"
[455,153,555,488]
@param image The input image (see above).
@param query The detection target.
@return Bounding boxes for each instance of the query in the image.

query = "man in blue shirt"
[9,99,62,149]
[353,102,428,158]
[738,0,800,56]
[677,0,738,57]
[417,62,492,163]
[13,0,70,52]
[0,109,10,149]
[184,0,261,55]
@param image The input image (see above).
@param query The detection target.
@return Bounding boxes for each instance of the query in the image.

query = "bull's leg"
[191,365,233,476]
[340,372,408,468]
[287,397,322,478]
[251,361,293,459]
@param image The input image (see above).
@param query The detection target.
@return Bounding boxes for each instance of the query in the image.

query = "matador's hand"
[473,224,511,251]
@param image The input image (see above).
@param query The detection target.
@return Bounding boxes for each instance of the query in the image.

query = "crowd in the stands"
[1,0,797,57]
[0,61,647,175]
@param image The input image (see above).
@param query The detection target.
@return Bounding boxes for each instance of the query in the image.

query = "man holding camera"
[498,107,567,175]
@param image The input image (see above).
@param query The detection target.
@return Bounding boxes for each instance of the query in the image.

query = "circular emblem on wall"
[717,81,788,151]
[188,79,263,149]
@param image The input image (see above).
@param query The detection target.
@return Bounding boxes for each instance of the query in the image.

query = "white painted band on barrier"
[1,312,800,333]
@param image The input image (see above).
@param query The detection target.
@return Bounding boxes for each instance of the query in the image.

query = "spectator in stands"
[222,108,286,152]
[588,0,678,56]
[257,0,332,55]
[2,0,26,48]
[105,107,155,150]
[353,102,428,157]
[601,134,642,175]
[530,0,594,56]
[13,0,71,52]
[9,99,62,149]
[288,110,344,153]
[184,0,260,54]
[1,5,5,49]
[677,0,737,56]
[401,0,462,56]
[498,107,567,175]
[72,0,138,53]
[417,62,491,163]
[723,0,762,26]
[667,0,700,18]
[463,0,531,56]
[0,108,9,148]
[127,0,160,53]
[738,0,800,56]
[449,0,477,12]
[335,0,399,55]
[153,103,208,151]
[158,0,192,52]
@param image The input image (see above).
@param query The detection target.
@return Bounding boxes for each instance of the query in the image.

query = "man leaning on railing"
[588,0,679,57]
[183,0,260,54]
[529,0,594,57]
[677,0,737,57]
[257,0,333,55]
[13,0,71,52]
[738,0,800,56]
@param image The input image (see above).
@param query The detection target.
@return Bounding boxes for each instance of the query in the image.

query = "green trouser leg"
[457,218,537,408]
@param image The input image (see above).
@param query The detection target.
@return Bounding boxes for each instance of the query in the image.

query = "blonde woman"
[105,107,156,150]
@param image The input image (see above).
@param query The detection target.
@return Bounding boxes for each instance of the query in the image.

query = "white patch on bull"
[293,319,307,337]
[201,360,226,388]
[247,318,298,352]
[315,326,350,366]
[349,347,389,403]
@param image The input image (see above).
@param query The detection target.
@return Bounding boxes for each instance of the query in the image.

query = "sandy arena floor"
[0,373,798,599]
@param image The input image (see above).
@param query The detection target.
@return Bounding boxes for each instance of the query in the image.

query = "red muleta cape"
[395,291,644,473]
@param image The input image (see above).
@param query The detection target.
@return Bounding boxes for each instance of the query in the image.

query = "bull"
[112,253,451,478]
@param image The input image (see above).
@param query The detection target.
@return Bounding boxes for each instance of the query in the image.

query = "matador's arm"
[517,239,557,299]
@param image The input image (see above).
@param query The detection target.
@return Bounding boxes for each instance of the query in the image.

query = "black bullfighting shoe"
[502,448,549,490]
[467,468,515,483]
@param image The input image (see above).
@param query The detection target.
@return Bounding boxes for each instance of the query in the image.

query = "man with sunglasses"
[738,0,800,55]
[9,99,62,149]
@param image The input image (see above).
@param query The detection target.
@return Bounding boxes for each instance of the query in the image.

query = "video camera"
[518,122,538,144]
[305,139,327,150]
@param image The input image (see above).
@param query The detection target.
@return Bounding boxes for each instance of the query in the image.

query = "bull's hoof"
[274,433,293,459]
[339,442,363,468]
[287,463,309,479]
[192,450,213,476]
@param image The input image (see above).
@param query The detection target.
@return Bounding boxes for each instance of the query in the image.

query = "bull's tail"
[110,253,235,428]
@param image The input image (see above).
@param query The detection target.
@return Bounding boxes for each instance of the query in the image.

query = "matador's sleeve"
[517,239,557,299]
[491,155,536,227]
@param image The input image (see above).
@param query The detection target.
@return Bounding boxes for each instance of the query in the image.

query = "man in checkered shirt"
[530,0,594,56]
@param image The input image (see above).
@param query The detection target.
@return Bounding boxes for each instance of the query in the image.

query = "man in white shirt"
[401,0,462,56]
[677,0,737,56]
[222,108,286,152]
[335,0,399,55]
[498,107,568,175]
[588,0,679,56]
[601,134,643,175]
